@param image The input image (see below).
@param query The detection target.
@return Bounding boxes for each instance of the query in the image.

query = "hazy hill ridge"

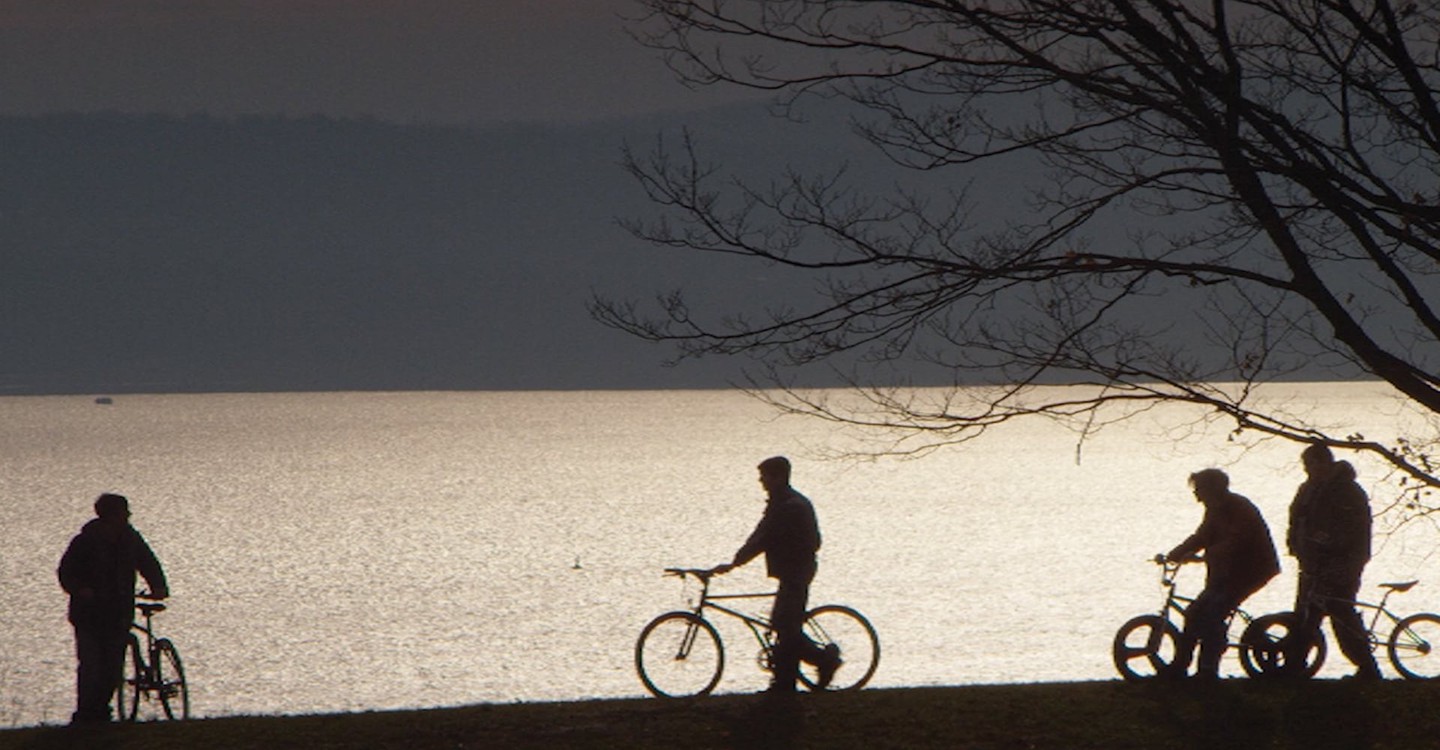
[0,110,812,393]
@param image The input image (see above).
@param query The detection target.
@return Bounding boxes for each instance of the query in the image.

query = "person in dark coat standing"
[710,456,840,694]
[57,493,169,724]
[1164,468,1280,680]
[1286,444,1381,679]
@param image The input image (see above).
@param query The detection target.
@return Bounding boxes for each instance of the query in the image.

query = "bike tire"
[1388,612,1440,680]
[797,605,879,692]
[1238,612,1327,679]
[1112,614,1179,680]
[116,634,144,722]
[154,639,190,719]
[635,611,724,698]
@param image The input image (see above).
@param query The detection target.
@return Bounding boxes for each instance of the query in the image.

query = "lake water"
[3,385,1438,726]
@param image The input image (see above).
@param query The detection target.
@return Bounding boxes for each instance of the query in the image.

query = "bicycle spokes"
[636,612,725,698]
[1112,615,1179,680]
[1389,613,1440,679]
[798,606,880,691]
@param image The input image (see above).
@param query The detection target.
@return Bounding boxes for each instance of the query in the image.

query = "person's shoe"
[1344,667,1383,682]
[815,643,843,689]
[1157,664,1188,681]
[762,682,799,702]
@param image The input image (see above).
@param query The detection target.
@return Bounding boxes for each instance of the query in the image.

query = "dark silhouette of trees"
[593,1,1440,506]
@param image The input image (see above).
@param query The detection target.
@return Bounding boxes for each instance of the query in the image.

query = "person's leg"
[1168,628,1197,677]
[769,578,810,693]
[788,597,842,688]
[1171,588,1224,678]
[72,623,111,723]
[101,624,131,715]
[1286,572,1323,677]
[1321,576,1381,677]
[1187,588,1234,679]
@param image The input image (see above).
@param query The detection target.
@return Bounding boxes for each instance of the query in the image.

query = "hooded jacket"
[58,518,168,628]
[1288,460,1371,576]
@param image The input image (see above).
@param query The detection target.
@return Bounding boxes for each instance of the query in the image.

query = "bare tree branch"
[598,0,1440,502]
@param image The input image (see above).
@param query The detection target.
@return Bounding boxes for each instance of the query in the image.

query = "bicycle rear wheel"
[1388,612,1440,680]
[1239,612,1326,679]
[797,605,879,691]
[154,639,190,719]
[116,634,144,721]
[635,611,724,698]
[1112,614,1179,680]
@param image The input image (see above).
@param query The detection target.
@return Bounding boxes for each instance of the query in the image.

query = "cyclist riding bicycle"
[1162,469,1279,681]
[708,456,841,695]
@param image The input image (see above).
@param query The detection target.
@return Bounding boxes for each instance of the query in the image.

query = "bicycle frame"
[1245,577,1440,680]
[1310,579,1417,647]
[676,569,782,656]
[1112,556,1281,681]
[132,606,161,659]
[119,599,189,721]
[1153,558,1256,641]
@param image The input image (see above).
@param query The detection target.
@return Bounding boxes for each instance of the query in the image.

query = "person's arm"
[712,510,772,575]
[1286,489,1305,557]
[134,531,169,599]
[1167,509,1213,563]
[1166,534,1204,563]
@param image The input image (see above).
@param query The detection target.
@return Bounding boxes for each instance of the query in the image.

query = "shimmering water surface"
[3,386,1437,726]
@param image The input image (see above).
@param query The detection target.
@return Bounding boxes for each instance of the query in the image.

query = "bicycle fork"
[673,617,704,662]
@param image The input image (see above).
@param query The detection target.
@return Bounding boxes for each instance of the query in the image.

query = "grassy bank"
[4,680,1438,750]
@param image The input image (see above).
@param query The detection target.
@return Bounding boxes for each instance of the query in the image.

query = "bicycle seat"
[137,602,167,615]
[1381,580,1419,593]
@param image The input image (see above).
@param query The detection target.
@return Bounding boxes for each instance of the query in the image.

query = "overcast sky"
[0,0,746,125]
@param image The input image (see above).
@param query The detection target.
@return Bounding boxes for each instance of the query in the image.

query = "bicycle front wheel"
[635,612,724,698]
[1112,614,1178,680]
[1388,612,1440,680]
[1239,612,1326,679]
[154,639,190,719]
[797,605,879,691]
[116,634,144,721]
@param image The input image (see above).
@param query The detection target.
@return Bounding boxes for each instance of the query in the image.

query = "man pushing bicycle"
[1287,444,1381,680]
[58,493,169,724]
[709,456,841,695]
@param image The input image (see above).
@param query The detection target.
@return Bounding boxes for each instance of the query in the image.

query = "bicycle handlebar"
[664,567,715,582]
[1152,553,1204,565]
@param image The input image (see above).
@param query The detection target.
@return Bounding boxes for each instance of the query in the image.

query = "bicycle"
[1240,578,1440,679]
[635,567,880,698]
[117,594,190,721]
[1112,555,1323,680]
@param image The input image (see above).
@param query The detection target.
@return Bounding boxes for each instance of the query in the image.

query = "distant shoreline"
[0,375,1388,400]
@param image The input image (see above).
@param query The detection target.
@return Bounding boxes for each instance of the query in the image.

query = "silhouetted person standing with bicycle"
[1286,444,1381,680]
[1164,468,1279,680]
[58,493,169,724]
[709,456,840,695]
